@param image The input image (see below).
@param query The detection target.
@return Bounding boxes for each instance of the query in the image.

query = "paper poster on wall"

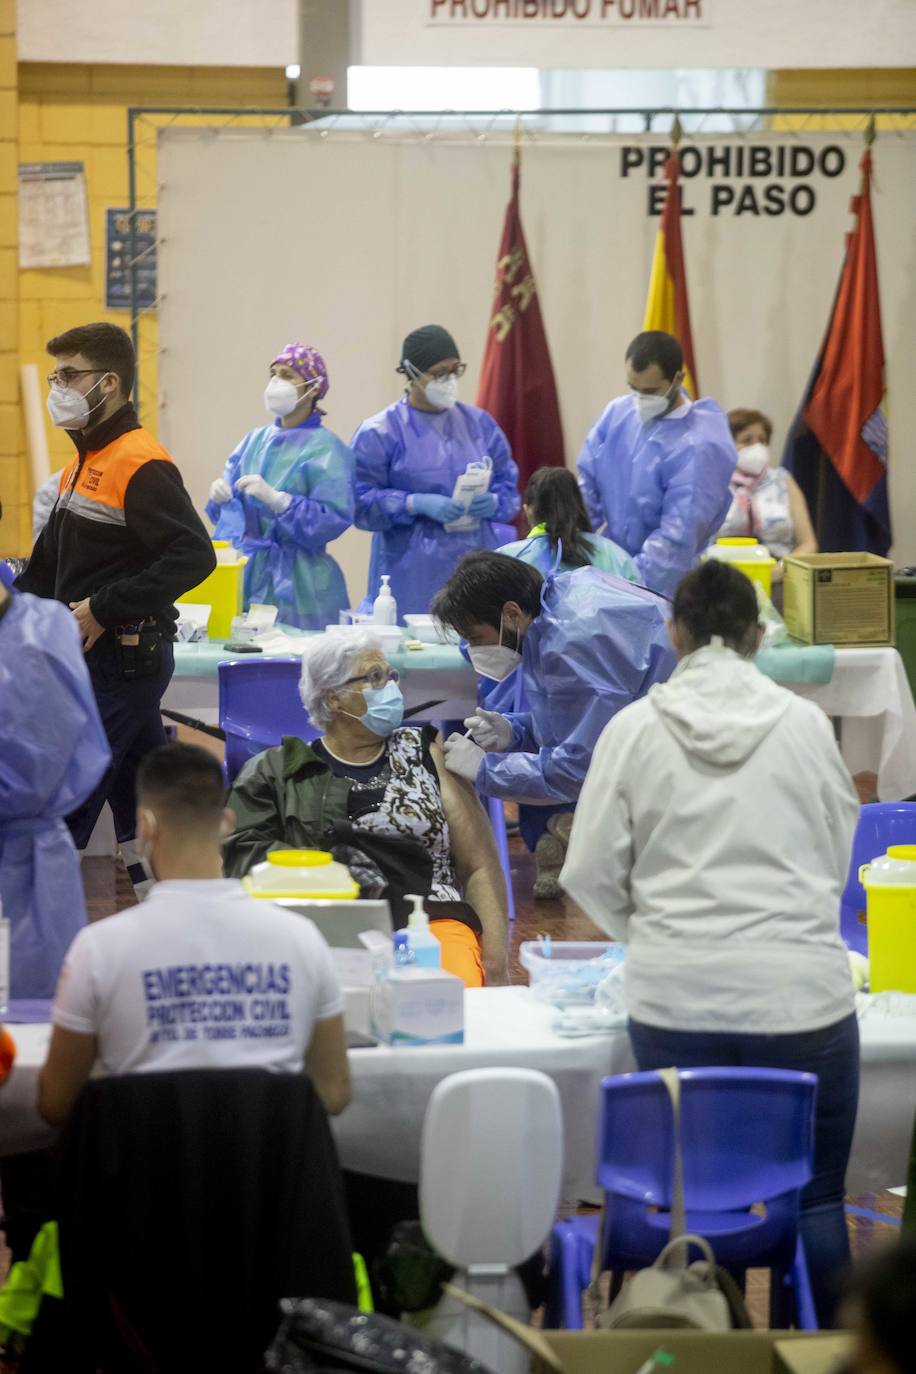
[17,162,91,269]
[106,208,158,311]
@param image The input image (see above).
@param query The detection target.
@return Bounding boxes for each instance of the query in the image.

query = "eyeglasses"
[47,368,105,387]
[426,363,467,381]
[343,666,400,691]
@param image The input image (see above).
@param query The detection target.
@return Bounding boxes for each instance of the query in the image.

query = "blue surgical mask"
[353,679,404,737]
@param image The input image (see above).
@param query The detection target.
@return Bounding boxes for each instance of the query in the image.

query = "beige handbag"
[593,1068,751,1331]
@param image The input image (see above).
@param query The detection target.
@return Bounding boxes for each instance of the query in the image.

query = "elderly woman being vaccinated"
[207,344,354,630]
[223,630,509,987]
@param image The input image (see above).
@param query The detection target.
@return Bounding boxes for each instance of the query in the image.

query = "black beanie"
[398,324,460,375]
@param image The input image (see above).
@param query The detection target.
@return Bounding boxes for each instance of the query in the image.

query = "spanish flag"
[642,147,699,398]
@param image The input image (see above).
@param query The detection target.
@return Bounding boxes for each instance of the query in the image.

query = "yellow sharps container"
[860,844,916,993]
[706,538,775,598]
[176,540,247,639]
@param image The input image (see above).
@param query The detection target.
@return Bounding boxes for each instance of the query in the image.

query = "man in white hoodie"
[562,559,860,1327]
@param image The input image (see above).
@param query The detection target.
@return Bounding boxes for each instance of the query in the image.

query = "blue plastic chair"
[840,802,916,955]
[218,657,317,784]
[544,1068,818,1331]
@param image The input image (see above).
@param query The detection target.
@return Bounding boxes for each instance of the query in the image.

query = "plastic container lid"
[266,849,332,868]
[862,845,916,887]
[711,538,774,564]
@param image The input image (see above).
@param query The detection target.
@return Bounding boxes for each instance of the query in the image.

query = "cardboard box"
[783,553,894,646]
[533,1330,851,1374]
[439,1280,851,1374]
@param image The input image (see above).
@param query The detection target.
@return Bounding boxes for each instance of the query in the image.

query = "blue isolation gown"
[577,395,736,599]
[0,592,111,998]
[352,397,520,618]
[474,567,676,805]
[207,413,354,630]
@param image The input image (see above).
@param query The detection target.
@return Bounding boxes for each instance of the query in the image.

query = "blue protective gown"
[476,567,675,805]
[577,396,736,599]
[0,592,111,999]
[206,413,354,630]
[352,398,520,618]
[497,530,639,581]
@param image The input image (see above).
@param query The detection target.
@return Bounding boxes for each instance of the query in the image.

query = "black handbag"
[265,1298,495,1373]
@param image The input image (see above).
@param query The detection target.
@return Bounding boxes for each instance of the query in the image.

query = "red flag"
[642,151,699,397]
[804,147,886,507]
[476,143,565,527]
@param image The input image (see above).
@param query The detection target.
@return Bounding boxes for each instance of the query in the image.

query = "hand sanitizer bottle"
[373,574,397,626]
[405,893,441,969]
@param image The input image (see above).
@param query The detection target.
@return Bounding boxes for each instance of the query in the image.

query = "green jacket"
[224,737,354,879]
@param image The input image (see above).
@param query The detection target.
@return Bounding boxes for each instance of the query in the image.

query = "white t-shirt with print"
[52,879,344,1075]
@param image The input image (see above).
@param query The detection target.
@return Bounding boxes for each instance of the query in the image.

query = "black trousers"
[66,634,174,849]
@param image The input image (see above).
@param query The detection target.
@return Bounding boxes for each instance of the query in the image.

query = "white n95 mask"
[468,644,521,681]
[264,376,316,417]
[736,442,770,477]
[467,615,522,682]
[631,389,670,425]
[46,376,107,430]
[424,376,459,410]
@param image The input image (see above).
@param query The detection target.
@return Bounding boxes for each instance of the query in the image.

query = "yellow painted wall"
[771,67,916,128]
[0,0,22,555]
[6,61,287,555]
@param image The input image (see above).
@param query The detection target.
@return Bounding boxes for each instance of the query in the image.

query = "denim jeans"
[627,1011,860,1328]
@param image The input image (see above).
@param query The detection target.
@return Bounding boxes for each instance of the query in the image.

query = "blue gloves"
[411,493,465,524]
[467,491,499,519]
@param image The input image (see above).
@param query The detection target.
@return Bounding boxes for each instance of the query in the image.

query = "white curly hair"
[298,629,385,729]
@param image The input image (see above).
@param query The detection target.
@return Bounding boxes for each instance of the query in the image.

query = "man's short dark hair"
[47,322,136,398]
[136,743,225,828]
[432,552,544,637]
[625,330,683,381]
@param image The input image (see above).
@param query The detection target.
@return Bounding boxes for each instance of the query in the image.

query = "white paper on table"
[247,603,279,630]
[444,457,492,533]
[255,631,309,656]
[175,603,212,642]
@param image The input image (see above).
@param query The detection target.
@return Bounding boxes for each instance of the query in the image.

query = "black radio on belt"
[114,619,162,680]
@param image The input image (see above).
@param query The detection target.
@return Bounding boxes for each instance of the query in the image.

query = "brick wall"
[0,0,22,554]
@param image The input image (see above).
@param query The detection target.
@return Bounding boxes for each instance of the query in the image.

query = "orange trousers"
[0,1026,16,1084]
[430,919,484,988]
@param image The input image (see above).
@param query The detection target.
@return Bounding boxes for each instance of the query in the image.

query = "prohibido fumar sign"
[626,142,848,217]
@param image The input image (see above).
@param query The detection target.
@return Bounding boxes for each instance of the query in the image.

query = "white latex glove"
[209,477,233,505]
[443,732,486,783]
[236,473,292,514]
[463,708,513,751]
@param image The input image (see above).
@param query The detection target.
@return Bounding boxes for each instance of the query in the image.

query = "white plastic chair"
[418,1068,563,1373]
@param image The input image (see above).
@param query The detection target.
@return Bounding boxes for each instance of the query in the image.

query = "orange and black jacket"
[17,404,215,635]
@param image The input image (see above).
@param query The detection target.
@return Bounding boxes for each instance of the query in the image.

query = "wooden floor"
[1,838,901,1332]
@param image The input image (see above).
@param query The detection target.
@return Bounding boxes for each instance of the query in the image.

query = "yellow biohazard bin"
[242,849,360,902]
[176,541,247,640]
[705,538,776,599]
[860,844,916,993]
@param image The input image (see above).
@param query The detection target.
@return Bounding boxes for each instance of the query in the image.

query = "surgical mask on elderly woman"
[735,442,770,478]
[344,679,405,737]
